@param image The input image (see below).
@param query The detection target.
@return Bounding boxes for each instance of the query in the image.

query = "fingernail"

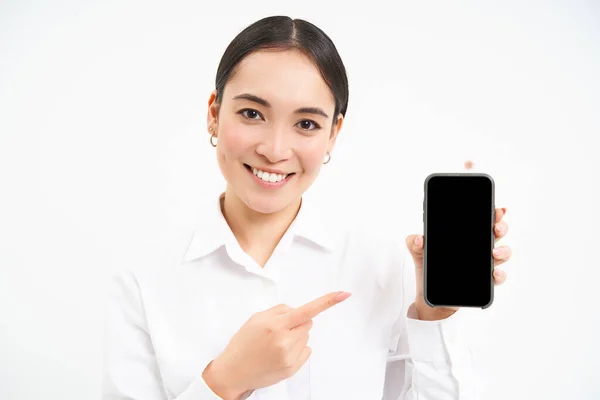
[335,292,351,301]
[502,207,507,215]
[493,248,502,257]
[414,235,421,246]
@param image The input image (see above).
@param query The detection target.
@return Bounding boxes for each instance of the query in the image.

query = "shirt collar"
[181,192,337,265]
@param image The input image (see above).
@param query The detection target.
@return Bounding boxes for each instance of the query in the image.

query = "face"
[206,49,343,214]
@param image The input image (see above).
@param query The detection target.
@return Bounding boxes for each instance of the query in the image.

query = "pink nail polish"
[335,292,351,301]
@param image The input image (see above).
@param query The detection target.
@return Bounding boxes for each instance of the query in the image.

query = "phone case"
[423,172,496,309]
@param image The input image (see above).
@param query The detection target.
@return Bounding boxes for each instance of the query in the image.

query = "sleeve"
[381,248,481,400]
[102,271,257,400]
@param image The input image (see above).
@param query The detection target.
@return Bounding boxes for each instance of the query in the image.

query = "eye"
[238,108,264,120]
[296,120,321,131]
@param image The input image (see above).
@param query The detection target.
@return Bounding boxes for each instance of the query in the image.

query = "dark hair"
[214,16,349,123]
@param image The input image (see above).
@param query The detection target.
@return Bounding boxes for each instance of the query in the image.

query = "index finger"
[286,291,351,328]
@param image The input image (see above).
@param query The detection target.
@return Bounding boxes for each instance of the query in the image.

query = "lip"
[244,163,291,175]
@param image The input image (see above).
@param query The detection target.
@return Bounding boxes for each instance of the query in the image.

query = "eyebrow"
[232,93,330,119]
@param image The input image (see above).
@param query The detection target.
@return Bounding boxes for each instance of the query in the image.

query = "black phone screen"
[424,173,495,308]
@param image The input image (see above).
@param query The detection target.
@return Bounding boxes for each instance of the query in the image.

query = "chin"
[244,195,290,215]
[236,186,299,215]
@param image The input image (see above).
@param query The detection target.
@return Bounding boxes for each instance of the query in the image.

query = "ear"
[327,113,344,153]
[206,90,219,134]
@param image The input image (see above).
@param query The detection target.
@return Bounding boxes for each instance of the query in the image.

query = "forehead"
[224,49,335,111]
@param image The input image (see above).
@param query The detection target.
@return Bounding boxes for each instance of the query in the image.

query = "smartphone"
[423,173,496,309]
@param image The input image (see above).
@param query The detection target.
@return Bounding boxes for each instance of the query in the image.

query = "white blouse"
[102,193,479,399]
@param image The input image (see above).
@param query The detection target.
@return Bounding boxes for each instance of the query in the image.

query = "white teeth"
[250,166,288,183]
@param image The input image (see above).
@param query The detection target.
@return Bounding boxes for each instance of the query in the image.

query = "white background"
[1,0,599,399]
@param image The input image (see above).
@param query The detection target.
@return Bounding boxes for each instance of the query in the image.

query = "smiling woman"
[103,15,489,400]
[207,16,348,218]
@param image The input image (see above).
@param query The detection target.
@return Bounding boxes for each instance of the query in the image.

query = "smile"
[244,164,295,186]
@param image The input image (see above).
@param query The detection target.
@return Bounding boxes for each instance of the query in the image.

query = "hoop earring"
[323,151,331,164]
[209,133,217,147]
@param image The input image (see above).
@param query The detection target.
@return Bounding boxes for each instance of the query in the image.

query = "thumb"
[405,234,424,268]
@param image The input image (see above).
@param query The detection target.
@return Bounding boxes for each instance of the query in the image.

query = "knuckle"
[249,311,261,320]
[249,312,265,326]
[262,317,282,333]
[274,303,291,313]
[275,337,289,353]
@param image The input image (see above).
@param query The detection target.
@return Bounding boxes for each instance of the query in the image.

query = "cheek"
[217,123,254,160]
[298,139,328,173]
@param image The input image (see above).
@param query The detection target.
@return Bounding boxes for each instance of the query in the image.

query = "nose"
[255,127,293,163]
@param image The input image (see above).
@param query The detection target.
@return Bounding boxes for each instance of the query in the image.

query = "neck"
[221,186,301,256]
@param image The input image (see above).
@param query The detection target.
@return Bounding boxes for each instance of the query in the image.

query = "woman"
[103,15,511,400]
